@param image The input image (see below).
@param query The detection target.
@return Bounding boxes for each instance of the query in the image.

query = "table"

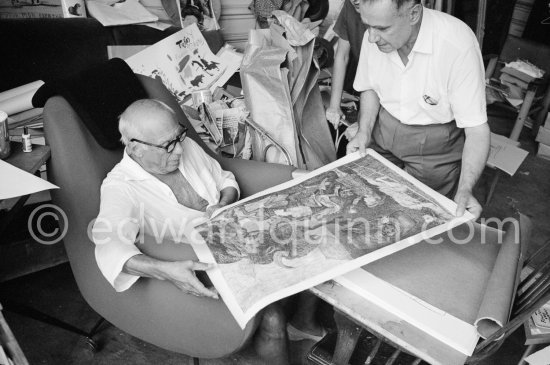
[0,142,51,233]
[0,303,29,365]
[309,218,529,365]
[0,142,64,282]
[311,282,468,365]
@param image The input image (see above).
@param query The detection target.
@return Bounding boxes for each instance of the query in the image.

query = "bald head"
[119,99,177,145]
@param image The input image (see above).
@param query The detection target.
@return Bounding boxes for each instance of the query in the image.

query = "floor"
[1,123,549,365]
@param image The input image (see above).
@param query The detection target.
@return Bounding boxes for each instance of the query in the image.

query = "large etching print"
[191,150,473,328]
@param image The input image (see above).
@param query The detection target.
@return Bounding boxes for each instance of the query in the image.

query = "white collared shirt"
[92,138,239,292]
[354,7,487,128]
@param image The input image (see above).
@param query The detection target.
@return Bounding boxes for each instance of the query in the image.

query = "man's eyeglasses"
[130,124,188,153]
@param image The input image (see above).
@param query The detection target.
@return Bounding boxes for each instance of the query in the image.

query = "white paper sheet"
[86,0,158,26]
[189,150,474,328]
[0,160,58,200]
[526,345,550,365]
[487,133,529,176]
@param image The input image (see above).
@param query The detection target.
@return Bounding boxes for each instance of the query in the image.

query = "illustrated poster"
[190,150,473,328]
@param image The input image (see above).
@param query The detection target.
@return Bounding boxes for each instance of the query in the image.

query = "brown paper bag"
[240,11,335,170]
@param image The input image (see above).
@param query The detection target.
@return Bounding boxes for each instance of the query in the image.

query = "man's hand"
[206,186,239,218]
[162,260,219,299]
[206,204,222,218]
[454,123,490,221]
[454,189,482,220]
[326,107,344,130]
[346,129,370,156]
[123,255,219,299]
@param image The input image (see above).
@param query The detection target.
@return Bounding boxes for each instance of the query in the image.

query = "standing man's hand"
[326,107,344,130]
[454,123,490,221]
[346,90,379,157]
[454,189,482,220]
[346,129,371,156]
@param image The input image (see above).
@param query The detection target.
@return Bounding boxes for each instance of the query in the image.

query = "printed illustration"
[0,0,85,18]
[126,23,236,104]
[191,150,472,328]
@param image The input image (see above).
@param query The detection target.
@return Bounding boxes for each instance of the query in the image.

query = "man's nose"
[368,29,380,43]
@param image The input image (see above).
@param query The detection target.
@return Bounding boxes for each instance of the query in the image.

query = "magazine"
[189,150,473,328]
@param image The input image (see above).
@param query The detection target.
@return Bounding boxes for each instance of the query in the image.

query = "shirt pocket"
[417,89,453,123]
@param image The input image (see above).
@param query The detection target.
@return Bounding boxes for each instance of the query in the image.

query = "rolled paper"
[0,80,44,103]
[0,89,38,116]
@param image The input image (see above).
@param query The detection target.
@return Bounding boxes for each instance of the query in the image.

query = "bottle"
[22,126,32,153]
[0,110,11,159]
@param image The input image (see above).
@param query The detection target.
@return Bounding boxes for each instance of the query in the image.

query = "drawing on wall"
[0,0,86,18]
[126,23,239,104]
[190,150,474,328]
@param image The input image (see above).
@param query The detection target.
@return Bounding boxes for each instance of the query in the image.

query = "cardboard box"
[536,126,550,146]
[487,133,528,176]
[538,143,550,160]
[0,0,86,19]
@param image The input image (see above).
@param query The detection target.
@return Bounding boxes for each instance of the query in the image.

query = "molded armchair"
[42,74,295,358]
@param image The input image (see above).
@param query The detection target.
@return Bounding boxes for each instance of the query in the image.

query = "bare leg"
[289,291,324,336]
[254,303,289,365]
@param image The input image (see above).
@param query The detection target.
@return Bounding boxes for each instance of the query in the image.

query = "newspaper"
[126,24,241,105]
[190,150,473,328]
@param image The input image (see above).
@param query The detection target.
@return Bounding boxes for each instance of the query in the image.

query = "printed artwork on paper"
[126,23,236,104]
[191,150,472,328]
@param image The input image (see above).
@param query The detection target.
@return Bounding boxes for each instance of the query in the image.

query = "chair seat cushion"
[33,58,147,150]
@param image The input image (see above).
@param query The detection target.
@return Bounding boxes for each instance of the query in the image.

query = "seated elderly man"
[92,99,288,363]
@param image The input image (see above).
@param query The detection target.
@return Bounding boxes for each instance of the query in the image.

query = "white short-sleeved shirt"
[354,7,487,128]
[92,138,239,292]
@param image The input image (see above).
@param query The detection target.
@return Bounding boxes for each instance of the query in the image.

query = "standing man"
[325,0,367,128]
[347,0,490,219]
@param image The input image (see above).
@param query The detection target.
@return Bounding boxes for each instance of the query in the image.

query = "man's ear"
[410,3,422,25]
[126,142,142,158]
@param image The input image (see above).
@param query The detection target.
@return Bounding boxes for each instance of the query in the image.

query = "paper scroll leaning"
[189,150,473,329]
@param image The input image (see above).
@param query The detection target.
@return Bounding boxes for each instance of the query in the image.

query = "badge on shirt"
[423,94,439,106]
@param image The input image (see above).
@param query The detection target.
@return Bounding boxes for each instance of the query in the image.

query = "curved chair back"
[42,74,293,357]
